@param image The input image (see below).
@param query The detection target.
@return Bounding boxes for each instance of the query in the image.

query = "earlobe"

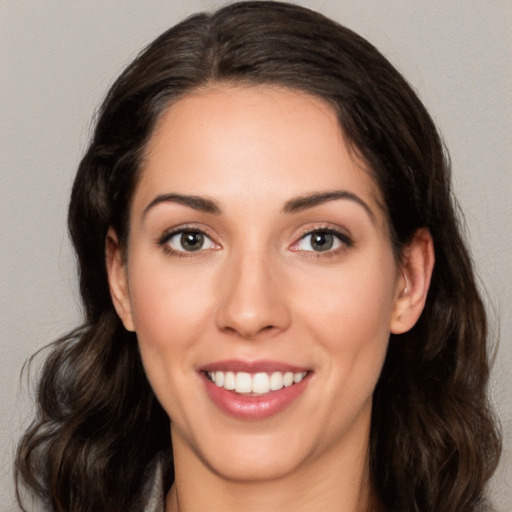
[105,228,135,332]
[390,228,435,334]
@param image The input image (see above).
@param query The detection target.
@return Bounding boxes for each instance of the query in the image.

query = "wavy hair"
[15,2,501,511]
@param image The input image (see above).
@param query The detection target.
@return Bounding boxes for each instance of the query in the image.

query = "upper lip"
[199,359,311,374]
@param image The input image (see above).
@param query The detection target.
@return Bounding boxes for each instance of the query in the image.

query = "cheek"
[126,256,215,377]
[300,256,395,321]
[292,251,397,375]
[126,259,220,425]
[129,248,213,323]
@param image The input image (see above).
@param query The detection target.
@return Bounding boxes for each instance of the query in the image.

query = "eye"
[162,230,217,253]
[293,229,350,253]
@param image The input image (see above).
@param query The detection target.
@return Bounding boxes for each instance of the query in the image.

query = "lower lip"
[202,373,311,420]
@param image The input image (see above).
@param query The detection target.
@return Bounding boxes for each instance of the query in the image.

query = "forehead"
[135,85,384,218]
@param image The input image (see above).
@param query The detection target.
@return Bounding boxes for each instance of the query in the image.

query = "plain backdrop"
[1,1,510,510]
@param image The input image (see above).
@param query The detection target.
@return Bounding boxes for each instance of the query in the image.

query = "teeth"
[215,371,224,387]
[252,372,270,393]
[207,370,307,395]
[293,372,304,383]
[235,372,252,393]
[270,372,284,391]
[224,371,235,391]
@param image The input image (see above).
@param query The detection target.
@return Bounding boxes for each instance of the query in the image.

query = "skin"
[107,85,434,512]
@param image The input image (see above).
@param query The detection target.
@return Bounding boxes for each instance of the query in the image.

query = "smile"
[206,370,308,395]
[200,361,312,420]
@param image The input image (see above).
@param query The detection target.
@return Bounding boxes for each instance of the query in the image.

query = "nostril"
[220,323,281,340]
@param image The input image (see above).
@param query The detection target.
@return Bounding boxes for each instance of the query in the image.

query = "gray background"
[1,1,510,510]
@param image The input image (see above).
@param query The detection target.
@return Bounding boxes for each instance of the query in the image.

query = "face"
[108,85,427,484]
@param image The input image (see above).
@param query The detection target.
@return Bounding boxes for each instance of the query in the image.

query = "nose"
[215,249,291,339]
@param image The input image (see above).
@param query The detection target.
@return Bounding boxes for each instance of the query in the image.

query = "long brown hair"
[15,2,501,510]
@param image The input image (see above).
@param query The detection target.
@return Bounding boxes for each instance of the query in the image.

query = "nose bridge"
[215,243,290,338]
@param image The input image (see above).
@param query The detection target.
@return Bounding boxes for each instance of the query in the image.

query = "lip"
[199,359,312,420]
[200,359,310,374]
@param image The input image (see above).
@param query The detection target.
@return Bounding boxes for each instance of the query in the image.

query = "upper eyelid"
[158,224,217,243]
[293,223,352,241]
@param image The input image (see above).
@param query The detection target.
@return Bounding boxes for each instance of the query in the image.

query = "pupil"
[181,232,204,251]
[312,233,333,251]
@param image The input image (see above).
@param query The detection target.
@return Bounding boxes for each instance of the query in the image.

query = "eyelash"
[157,225,353,258]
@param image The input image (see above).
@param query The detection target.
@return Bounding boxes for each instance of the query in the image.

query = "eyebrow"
[142,190,376,221]
[283,190,376,221]
[143,193,221,217]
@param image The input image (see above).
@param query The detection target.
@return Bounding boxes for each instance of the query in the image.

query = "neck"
[165,418,374,512]
[167,471,373,512]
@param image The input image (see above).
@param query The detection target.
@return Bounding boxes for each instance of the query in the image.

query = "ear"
[390,228,435,334]
[105,228,135,332]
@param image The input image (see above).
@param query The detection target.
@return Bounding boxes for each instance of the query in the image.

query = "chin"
[175,421,314,483]
[207,448,306,483]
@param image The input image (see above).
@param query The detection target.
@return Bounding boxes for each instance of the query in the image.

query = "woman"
[15,2,501,511]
